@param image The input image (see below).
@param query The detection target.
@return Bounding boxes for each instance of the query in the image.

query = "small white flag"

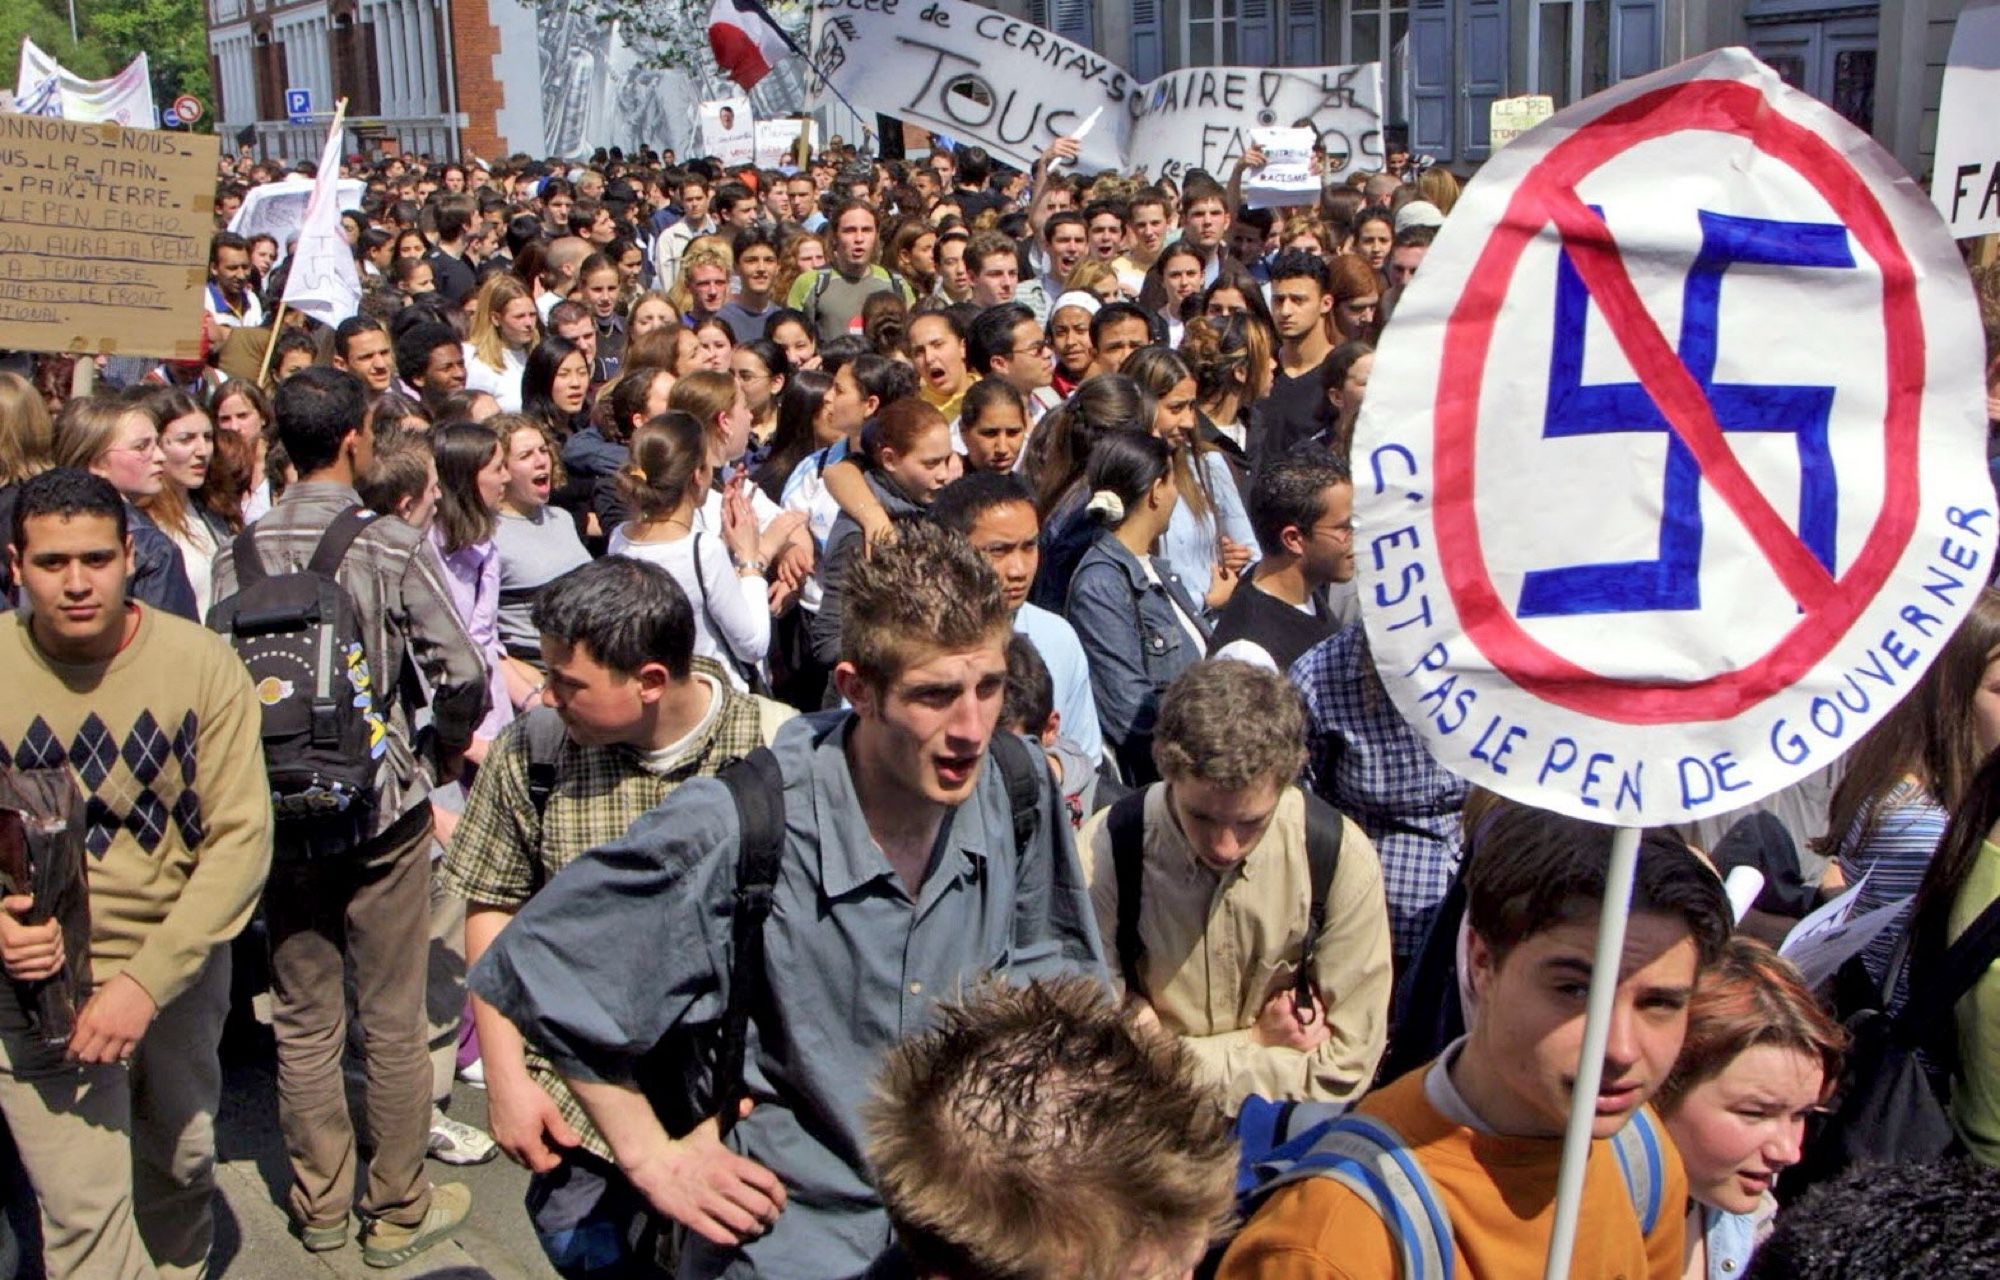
[281,111,361,327]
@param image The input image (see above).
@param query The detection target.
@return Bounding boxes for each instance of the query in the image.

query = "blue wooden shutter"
[1408,0,1452,157]
[1241,0,1275,65]
[1130,0,1164,81]
[1459,0,1506,160]
[1282,0,1320,64]
[1053,0,1094,46]
[1610,0,1660,81]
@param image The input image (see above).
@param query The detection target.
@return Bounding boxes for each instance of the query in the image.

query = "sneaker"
[429,1106,498,1165]
[298,1218,349,1253]
[360,1182,471,1269]
[457,1057,485,1090]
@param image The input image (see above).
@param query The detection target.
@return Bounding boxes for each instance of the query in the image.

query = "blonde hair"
[668,245,734,317]
[469,272,538,372]
[1064,258,1121,297]
[866,976,1237,1280]
[52,395,143,473]
[667,368,738,445]
[0,371,54,485]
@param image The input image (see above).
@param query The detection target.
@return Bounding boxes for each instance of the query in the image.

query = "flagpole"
[259,97,348,387]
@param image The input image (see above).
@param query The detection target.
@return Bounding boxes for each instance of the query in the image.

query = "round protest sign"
[1353,47,1994,825]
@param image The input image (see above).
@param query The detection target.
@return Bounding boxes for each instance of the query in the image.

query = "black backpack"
[1786,895,2000,1198]
[209,508,385,837]
[1106,785,1341,1017]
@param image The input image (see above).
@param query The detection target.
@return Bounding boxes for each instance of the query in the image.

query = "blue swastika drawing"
[1517,210,1855,618]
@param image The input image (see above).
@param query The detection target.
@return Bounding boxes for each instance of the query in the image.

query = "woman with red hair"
[1654,938,1846,1280]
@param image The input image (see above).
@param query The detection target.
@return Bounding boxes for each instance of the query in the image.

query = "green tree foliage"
[9,0,211,125]
[82,0,213,122]
[3,0,112,78]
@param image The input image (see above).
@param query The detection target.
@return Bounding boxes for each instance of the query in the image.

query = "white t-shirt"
[608,524,771,690]
[462,343,527,413]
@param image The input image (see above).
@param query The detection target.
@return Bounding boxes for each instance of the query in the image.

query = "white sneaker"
[428,1107,498,1165]
[457,1057,485,1090]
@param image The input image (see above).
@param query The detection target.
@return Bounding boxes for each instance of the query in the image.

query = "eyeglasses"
[112,438,163,457]
[1313,518,1355,541]
[1009,339,1051,357]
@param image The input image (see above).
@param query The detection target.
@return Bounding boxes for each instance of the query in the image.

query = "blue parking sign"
[286,88,312,124]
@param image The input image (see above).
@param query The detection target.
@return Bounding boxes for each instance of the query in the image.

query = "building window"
[1529,0,1608,107]
[1831,47,1873,130]
[1345,0,1409,67]
[1187,0,1243,65]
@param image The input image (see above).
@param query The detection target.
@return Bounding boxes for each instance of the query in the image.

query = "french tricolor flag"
[708,0,792,90]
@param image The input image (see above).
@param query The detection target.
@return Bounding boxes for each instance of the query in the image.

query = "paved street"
[207,1037,561,1280]
[8,1021,562,1280]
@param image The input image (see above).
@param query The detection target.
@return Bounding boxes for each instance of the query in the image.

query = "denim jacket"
[1064,531,1209,782]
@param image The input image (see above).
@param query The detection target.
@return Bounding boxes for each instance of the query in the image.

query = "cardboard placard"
[0,114,215,359]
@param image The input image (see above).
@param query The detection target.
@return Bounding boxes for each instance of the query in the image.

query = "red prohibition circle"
[1431,76,1924,725]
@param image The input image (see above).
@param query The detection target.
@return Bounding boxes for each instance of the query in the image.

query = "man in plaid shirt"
[1289,620,1469,965]
[443,556,793,1279]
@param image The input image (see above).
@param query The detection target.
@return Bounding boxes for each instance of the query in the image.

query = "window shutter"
[1241,0,1274,66]
[1053,0,1094,45]
[1610,0,1660,81]
[1408,0,1451,157]
[1130,0,1163,82]
[1282,0,1321,65]
[1459,0,1506,160]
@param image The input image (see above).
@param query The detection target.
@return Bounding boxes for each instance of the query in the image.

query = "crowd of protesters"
[1,118,2000,1280]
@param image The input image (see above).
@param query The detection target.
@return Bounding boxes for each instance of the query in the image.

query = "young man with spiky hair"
[866,976,1238,1280]
[471,521,1105,1278]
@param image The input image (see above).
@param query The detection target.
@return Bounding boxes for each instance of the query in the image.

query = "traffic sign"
[173,94,202,124]
[1352,47,1994,825]
[159,105,182,129]
[285,87,312,125]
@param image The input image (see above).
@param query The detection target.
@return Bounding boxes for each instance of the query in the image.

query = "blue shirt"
[1290,621,1467,959]
[469,711,1107,1278]
[1015,602,1103,766]
[1162,450,1257,603]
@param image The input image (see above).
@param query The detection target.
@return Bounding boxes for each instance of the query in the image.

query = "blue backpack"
[1227,1096,1667,1280]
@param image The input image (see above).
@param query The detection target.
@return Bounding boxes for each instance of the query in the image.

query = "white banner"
[14,38,156,128]
[230,172,368,245]
[754,117,815,168]
[1931,0,2000,238]
[1352,47,1994,824]
[700,96,755,165]
[282,115,362,327]
[806,0,1383,181]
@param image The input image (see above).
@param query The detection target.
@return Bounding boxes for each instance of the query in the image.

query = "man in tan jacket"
[1080,659,1392,1109]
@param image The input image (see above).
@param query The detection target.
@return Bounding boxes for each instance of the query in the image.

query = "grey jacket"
[1064,532,1209,782]
[809,472,927,669]
[213,480,488,835]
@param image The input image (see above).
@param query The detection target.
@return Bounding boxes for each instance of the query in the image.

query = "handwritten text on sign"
[0,114,214,360]
[808,0,1382,180]
[1353,51,1995,825]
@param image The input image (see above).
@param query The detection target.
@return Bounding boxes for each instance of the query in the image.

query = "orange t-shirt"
[1218,1065,1687,1280]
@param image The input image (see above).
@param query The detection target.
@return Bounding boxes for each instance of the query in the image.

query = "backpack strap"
[1256,1114,1456,1280]
[1889,889,2000,1044]
[1295,792,1345,1018]
[1609,1109,1665,1236]
[986,731,1042,854]
[713,747,787,1139]
[229,525,268,589]
[515,706,570,893]
[307,506,378,578]
[1107,788,1149,997]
